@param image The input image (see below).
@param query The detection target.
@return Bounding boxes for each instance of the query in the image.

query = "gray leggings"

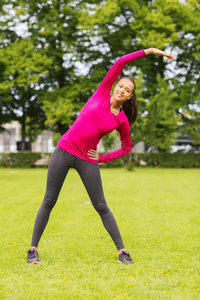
[31,146,124,250]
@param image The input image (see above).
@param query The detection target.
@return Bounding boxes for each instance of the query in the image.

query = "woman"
[27,48,174,265]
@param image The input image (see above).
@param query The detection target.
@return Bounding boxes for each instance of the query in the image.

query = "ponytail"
[121,77,138,127]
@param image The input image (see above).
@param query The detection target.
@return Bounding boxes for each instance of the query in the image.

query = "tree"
[78,0,200,150]
[101,130,118,152]
[130,69,146,147]
[1,0,199,152]
[0,39,51,150]
[171,0,200,145]
[0,0,19,132]
[133,0,200,144]
[144,76,178,152]
[16,0,100,135]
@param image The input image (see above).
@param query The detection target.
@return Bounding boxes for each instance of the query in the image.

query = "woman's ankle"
[30,246,37,250]
[118,248,125,254]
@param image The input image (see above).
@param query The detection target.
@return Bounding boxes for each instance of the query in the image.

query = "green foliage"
[18,0,95,135]
[133,0,181,48]
[171,0,200,144]
[0,40,50,88]
[0,0,199,150]
[1,151,199,168]
[0,39,51,148]
[101,130,118,151]
[42,83,86,134]
[0,152,51,168]
[130,69,146,146]
[144,76,178,152]
[99,152,200,168]
[134,152,200,168]
[78,0,200,150]
[172,79,200,146]
[52,132,62,147]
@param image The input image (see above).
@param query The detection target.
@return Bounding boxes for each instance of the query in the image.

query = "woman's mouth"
[117,93,123,98]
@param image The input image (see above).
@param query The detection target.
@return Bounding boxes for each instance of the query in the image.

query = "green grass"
[0,167,200,300]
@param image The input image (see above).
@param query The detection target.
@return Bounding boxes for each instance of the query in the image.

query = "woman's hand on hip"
[88,149,99,162]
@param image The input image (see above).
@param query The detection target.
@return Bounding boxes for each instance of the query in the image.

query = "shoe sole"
[28,261,41,264]
[117,259,133,265]
[117,259,122,263]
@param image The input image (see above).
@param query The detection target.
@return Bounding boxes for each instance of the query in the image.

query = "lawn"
[0,167,199,300]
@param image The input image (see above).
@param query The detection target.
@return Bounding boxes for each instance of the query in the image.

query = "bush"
[137,152,200,168]
[0,151,200,168]
[99,152,200,168]
[0,152,51,168]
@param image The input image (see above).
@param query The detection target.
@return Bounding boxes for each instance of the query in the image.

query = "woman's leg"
[75,158,124,251]
[30,147,73,247]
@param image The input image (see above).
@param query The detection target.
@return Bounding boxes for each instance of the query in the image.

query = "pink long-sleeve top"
[57,49,146,163]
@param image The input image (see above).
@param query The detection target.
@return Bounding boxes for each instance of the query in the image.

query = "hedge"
[0,152,200,168]
[138,152,200,168]
[99,152,200,168]
[0,152,51,168]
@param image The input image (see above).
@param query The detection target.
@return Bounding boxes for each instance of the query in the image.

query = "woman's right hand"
[88,149,99,162]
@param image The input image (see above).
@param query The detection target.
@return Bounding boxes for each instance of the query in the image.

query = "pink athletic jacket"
[57,49,146,163]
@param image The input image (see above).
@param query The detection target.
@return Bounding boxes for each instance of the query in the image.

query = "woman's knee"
[93,200,110,215]
[42,194,57,210]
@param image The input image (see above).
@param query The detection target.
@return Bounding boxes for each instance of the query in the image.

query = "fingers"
[88,149,99,162]
[88,149,96,155]
[164,53,175,60]
[152,49,175,60]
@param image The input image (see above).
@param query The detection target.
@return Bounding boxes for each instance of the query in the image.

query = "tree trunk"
[21,114,26,151]
[29,100,32,152]
[29,121,32,152]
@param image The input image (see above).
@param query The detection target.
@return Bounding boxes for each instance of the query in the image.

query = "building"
[0,120,199,154]
[0,121,54,153]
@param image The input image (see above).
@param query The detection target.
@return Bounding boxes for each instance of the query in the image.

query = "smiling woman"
[112,78,134,103]
[113,77,138,126]
[110,77,135,115]
[27,47,174,265]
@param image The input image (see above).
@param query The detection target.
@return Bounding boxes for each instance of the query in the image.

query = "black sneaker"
[27,248,40,264]
[117,250,133,265]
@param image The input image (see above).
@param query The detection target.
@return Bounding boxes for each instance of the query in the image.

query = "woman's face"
[112,78,134,103]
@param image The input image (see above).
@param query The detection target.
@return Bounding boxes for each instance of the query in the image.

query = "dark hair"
[121,77,138,127]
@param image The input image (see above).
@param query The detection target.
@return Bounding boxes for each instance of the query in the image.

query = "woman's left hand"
[144,48,175,60]
[88,149,99,162]
[152,48,175,60]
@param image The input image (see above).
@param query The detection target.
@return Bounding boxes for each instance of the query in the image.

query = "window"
[4,139,10,151]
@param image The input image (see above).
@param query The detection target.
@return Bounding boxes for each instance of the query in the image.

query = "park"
[0,0,199,299]
[0,167,200,299]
